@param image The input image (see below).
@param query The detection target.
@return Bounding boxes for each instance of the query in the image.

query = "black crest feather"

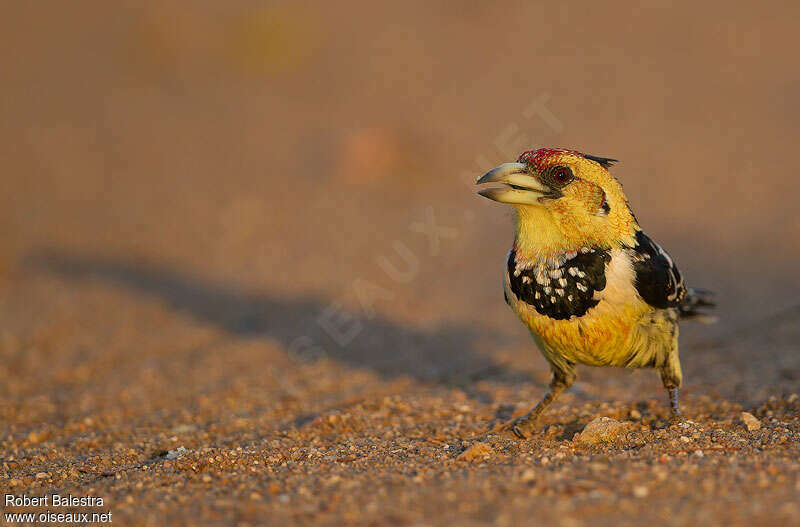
[581,153,618,169]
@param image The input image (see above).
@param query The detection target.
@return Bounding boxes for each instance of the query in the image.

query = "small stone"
[741,412,761,431]
[202,475,212,483]
[166,446,188,460]
[680,436,691,443]
[35,472,49,480]
[633,485,649,498]
[629,409,642,420]
[574,417,628,445]
[457,442,495,462]
[520,469,536,483]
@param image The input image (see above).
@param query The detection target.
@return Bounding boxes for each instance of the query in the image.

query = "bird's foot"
[668,408,683,425]
[490,414,539,439]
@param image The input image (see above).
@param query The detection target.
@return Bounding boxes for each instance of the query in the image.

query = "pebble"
[741,412,761,431]
[166,446,188,460]
[574,417,628,444]
[457,442,495,462]
[632,485,649,498]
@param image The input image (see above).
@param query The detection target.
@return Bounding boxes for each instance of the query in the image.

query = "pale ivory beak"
[476,162,551,205]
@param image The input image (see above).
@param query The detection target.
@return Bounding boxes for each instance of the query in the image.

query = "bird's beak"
[476,162,551,205]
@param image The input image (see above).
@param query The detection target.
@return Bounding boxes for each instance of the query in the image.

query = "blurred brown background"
[1,2,799,525]
[3,0,798,395]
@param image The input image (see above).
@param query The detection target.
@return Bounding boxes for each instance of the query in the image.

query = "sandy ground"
[2,2,800,526]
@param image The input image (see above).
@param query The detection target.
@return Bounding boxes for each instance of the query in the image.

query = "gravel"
[2,3,800,526]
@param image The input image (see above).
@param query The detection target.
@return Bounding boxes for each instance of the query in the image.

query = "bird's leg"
[507,381,567,438]
[497,362,576,439]
[659,359,683,421]
[667,386,680,417]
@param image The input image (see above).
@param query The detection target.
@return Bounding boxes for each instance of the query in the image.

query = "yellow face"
[477,148,638,256]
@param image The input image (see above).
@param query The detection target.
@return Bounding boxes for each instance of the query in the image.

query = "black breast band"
[507,247,610,320]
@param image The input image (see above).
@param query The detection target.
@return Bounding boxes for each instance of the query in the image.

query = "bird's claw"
[510,422,532,439]
[668,409,684,425]
[489,415,536,439]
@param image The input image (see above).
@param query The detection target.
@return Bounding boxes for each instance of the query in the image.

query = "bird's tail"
[679,287,716,323]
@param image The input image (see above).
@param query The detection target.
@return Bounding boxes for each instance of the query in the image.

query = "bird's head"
[477,148,638,257]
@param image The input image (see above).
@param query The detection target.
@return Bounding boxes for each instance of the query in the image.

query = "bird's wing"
[624,230,686,309]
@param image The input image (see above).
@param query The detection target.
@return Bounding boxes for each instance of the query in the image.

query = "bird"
[476,147,713,438]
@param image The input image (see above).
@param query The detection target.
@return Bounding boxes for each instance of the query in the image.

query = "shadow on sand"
[28,249,531,390]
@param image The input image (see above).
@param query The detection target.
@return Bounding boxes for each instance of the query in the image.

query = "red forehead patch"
[517,148,580,169]
[518,148,618,170]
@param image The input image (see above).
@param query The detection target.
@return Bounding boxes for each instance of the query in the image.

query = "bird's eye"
[552,167,572,184]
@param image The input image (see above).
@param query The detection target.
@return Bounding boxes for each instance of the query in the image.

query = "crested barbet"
[476,148,713,438]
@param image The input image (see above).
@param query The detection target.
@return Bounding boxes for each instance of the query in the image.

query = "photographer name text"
[5,494,105,508]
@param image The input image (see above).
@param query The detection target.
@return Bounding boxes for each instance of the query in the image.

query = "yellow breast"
[505,248,669,368]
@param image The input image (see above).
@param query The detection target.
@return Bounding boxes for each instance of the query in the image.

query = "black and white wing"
[625,230,686,309]
[625,230,714,319]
